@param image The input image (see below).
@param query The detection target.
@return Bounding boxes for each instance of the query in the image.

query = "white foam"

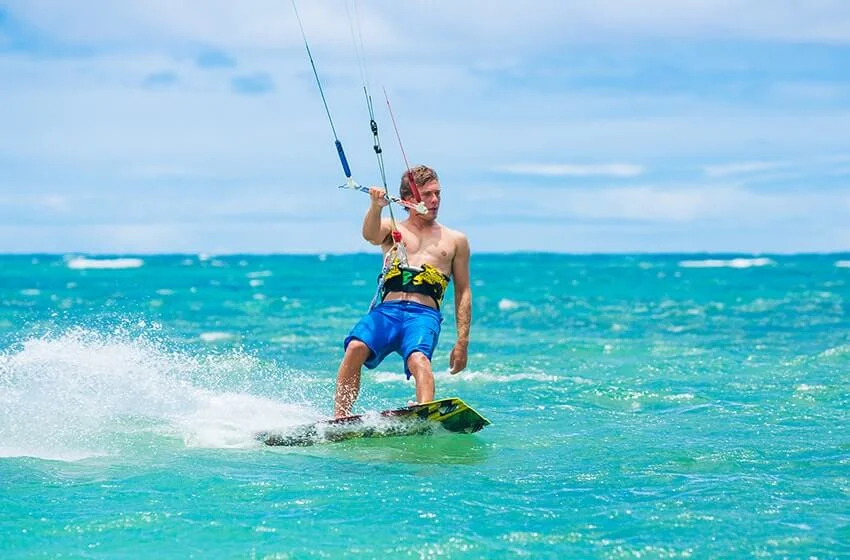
[20,289,41,296]
[835,260,850,268]
[0,330,197,459]
[678,258,775,269]
[795,384,825,393]
[269,334,326,346]
[0,329,318,460]
[179,392,318,449]
[498,298,520,311]
[66,257,144,270]
[199,332,234,343]
[246,270,273,279]
[819,345,850,358]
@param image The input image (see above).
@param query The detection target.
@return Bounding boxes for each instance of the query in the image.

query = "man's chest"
[397,230,454,269]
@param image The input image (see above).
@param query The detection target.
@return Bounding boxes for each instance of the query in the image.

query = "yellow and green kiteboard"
[257,397,490,447]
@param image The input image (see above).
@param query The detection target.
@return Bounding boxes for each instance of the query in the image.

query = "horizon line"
[2,251,849,258]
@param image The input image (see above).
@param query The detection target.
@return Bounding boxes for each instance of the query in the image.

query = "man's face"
[416,180,441,218]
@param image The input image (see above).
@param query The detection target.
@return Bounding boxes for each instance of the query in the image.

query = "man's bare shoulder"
[441,225,469,251]
[439,224,468,240]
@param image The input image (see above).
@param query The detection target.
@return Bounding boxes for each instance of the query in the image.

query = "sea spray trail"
[0,328,322,460]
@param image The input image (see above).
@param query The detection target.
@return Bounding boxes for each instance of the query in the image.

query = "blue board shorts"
[344,300,443,379]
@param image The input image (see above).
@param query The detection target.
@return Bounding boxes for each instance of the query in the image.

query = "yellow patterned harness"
[380,258,450,309]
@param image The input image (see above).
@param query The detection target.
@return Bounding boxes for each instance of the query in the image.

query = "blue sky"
[1,0,848,254]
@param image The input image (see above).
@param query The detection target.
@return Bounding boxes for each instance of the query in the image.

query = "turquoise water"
[1,253,849,558]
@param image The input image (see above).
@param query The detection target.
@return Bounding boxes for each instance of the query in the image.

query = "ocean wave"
[498,298,521,311]
[66,257,144,270]
[678,258,776,269]
[199,331,235,343]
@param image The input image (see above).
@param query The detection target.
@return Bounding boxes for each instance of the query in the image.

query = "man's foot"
[407,400,418,407]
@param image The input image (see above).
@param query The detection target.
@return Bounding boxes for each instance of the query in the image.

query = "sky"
[0,0,849,254]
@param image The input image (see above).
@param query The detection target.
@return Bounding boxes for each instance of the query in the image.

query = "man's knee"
[406,352,432,374]
[345,339,371,363]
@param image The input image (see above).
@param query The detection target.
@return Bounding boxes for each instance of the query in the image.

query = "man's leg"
[335,340,371,417]
[406,351,435,404]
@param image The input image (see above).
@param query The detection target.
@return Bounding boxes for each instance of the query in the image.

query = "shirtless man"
[334,165,472,417]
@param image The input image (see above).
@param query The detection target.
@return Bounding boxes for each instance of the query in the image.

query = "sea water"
[1,253,848,558]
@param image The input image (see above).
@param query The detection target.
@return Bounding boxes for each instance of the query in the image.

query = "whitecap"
[678,258,775,269]
[199,332,234,343]
[66,257,144,270]
[498,298,520,311]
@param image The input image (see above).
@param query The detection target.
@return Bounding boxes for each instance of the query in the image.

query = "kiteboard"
[257,397,490,447]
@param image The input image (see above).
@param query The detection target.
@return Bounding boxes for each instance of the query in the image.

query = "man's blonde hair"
[400,165,439,200]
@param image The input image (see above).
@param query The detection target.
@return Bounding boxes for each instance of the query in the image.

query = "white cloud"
[37,195,68,211]
[0,221,369,254]
[701,155,850,184]
[454,182,846,225]
[702,161,788,178]
[497,163,645,178]
[2,0,397,50]
[772,82,850,102]
[0,193,71,213]
[4,0,850,54]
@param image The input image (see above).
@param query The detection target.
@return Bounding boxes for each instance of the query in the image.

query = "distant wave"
[199,332,235,343]
[66,257,144,270]
[678,258,775,269]
[835,260,850,268]
[498,298,520,311]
